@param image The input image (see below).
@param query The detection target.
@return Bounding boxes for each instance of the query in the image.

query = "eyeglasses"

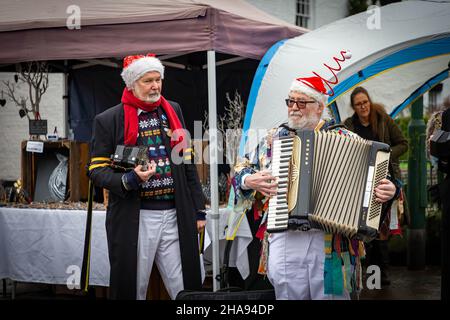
[354,100,370,109]
[285,98,317,108]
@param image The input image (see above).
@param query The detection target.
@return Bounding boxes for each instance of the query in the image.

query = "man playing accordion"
[233,76,399,300]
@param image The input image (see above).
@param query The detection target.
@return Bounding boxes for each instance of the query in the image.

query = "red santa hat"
[289,76,328,104]
[121,53,164,88]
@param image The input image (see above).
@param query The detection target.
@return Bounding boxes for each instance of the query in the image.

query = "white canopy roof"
[241,0,450,153]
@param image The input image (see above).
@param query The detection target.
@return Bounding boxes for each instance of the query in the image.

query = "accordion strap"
[279,121,348,133]
[279,123,297,133]
[322,123,347,132]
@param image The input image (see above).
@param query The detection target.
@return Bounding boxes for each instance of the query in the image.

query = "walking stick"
[80,179,94,293]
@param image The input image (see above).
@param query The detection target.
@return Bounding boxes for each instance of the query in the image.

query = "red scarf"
[121,88,186,149]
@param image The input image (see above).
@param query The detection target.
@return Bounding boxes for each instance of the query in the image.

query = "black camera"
[111,145,149,171]
[430,129,450,174]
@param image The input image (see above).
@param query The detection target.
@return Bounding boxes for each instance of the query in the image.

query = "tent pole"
[63,60,69,139]
[207,50,221,292]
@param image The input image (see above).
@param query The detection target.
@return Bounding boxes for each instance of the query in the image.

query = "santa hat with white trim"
[289,76,328,105]
[121,53,164,88]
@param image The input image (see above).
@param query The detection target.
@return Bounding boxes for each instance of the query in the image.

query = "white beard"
[288,111,320,130]
[145,93,161,103]
[132,85,161,103]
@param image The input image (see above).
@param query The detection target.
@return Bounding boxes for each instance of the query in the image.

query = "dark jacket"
[89,101,205,299]
[343,110,408,181]
[443,108,450,131]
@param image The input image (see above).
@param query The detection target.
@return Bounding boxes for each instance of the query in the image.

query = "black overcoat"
[89,101,205,299]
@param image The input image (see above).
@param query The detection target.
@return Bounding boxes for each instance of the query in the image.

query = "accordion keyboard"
[266,130,391,241]
[267,137,294,232]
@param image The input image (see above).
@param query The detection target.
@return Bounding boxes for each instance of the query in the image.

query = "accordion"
[267,129,391,242]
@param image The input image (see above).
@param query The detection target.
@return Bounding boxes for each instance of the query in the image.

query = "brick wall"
[0,72,64,181]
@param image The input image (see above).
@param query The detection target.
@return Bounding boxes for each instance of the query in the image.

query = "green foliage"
[394,117,410,161]
[394,115,429,161]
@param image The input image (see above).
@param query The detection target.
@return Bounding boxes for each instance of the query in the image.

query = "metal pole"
[11,280,16,300]
[207,50,221,291]
[407,96,427,270]
[63,60,69,139]
[441,174,449,301]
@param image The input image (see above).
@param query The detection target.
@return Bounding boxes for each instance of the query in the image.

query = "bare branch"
[2,61,50,119]
[22,99,31,120]
[217,91,245,175]
[202,109,209,133]
[27,75,35,113]
[2,80,27,108]
[37,64,49,114]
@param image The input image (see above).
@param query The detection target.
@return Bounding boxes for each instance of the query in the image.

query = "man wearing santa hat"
[89,54,206,300]
[233,75,399,299]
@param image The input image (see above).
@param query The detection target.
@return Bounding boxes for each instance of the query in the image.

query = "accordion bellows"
[267,130,390,242]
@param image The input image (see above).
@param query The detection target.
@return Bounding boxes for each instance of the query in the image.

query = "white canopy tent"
[240,0,450,154]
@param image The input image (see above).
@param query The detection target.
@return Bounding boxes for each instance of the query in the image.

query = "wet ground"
[1,265,442,300]
[359,265,441,300]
